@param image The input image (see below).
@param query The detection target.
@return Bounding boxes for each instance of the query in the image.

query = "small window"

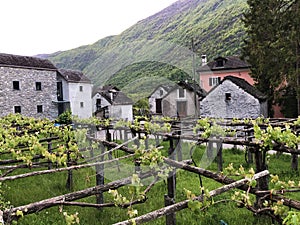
[209,77,221,87]
[96,99,101,110]
[79,86,83,92]
[13,81,20,90]
[14,106,21,113]
[37,105,43,113]
[160,90,164,96]
[225,93,231,101]
[178,88,185,98]
[80,102,84,108]
[216,59,224,67]
[36,82,42,91]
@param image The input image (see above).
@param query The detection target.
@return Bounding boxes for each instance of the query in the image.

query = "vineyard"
[0,114,300,224]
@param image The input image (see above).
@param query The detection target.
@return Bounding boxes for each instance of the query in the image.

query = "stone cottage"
[58,69,93,119]
[159,81,206,118]
[200,76,268,118]
[0,53,58,119]
[148,84,174,116]
[92,85,133,121]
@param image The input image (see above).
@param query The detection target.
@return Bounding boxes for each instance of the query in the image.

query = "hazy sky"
[0,0,178,56]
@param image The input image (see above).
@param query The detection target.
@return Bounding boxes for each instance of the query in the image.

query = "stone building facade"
[148,84,174,116]
[200,76,268,118]
[160,81,206,118]
[0,53,58,120]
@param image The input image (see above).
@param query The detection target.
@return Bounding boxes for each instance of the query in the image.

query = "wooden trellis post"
[175,130,182,162]
[95,143,105,206]
[66,150,73,190]
[254,147,268,207]
[246,130,253,164]
[291,154,298,171]
[165,137,176,225]
[216,140,223,172]
[47,140,52,170]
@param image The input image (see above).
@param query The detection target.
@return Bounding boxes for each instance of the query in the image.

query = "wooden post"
[106,127,113,160]
[291,154,298,171]
[66,150,73,191]
[95,143,105,206]
[216,141,223,172]
[165,137,176,225]
[207,141,214,160]
[254,147,268,207]
[176,131,182,162]
[47,141,52,169]
[246,131,253,164]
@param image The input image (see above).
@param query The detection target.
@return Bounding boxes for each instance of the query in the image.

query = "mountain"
[45,0,248,102]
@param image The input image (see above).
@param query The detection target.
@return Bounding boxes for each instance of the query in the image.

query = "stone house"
[198,56,254,92]
[0,53,58,120]
[148,84,174,116]
[92,85,133,121]
[58,69,93,119]
[158,81,206,118]
[200,76,268,118]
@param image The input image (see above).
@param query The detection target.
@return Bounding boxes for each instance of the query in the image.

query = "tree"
[242,0,300,117]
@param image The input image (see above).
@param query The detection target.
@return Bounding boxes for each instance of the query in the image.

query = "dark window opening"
[216,59,224,67]
[225,93,232,101]
[57,82,63,101]
[178,88,185,98]
[37,105,43,113]
[36,82,42,91]
[14,106,21,113]
[13,81,20,90]
[160,90,164,96]
[96,99,101,110]
[79,86,83,92]
[80,102,84,108]
[156,99,162,114]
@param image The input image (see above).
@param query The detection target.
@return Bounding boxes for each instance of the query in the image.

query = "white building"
[58,69,93,119]
[92,85,133,121]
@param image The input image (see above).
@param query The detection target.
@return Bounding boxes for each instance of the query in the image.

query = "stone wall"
[200,80,267,118]
[0,66,58,120]
[149,86,169,114]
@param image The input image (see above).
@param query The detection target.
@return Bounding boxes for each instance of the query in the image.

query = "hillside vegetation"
[45,0,248,101]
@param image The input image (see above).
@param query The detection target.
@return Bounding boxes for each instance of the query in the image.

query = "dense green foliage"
[242,0,300,117]
[45,0,248,98]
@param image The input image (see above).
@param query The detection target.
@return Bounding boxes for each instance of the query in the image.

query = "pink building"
[198,56,254,92]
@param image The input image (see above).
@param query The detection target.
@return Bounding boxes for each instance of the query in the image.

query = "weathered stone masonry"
[0,67,58,120]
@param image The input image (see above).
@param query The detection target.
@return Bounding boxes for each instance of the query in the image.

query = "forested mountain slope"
[45,0,248,100]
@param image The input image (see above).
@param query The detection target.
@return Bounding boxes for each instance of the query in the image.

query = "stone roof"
[93,86,133,105]
[148,84,175,98]
[198,56,250,72]
[177,80,207,97]
[58,69,91,83]
[0,53,57,70]
[112,92,134,105]
[222,76,266,101]
[163,80,207,99]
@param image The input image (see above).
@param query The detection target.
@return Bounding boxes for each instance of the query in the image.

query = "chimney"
[201,55,207,66]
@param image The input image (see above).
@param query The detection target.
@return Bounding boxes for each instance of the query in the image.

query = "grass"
[1,140,299,225]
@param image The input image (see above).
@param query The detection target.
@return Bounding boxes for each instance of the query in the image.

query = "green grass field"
[2,141,299,225]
